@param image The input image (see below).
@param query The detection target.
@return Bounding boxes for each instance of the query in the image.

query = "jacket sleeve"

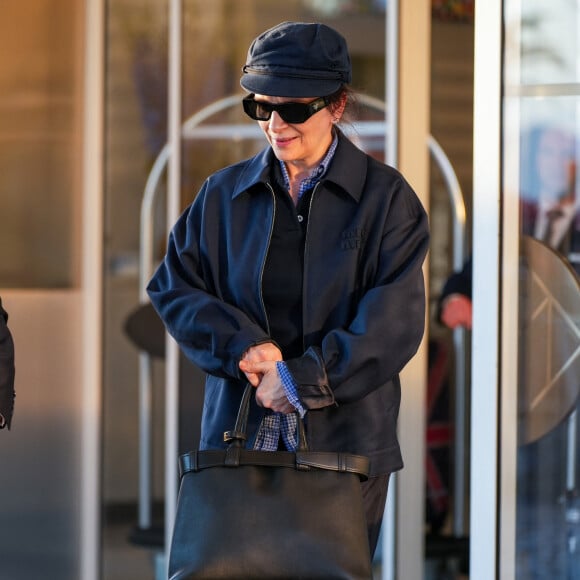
[0,298,15,430]
[147,185,270,379]
[286,177,429,409]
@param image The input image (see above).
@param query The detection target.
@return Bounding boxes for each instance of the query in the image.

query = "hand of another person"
[238,359,295,414]
[239,342,282,387]
[440,294,473,330]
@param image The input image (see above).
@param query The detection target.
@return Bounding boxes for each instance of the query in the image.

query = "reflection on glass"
[520,124,576,249]
[505,1,580,571]
[304,0,387,15]
[520,0,580,85]
[0,1,83,288]
[516,98,580,578]
[102,2,169,579]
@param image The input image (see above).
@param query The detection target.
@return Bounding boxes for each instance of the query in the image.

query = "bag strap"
[224,383,308,451]
[296,451,370,479]
[179,449,370,480]
[223,382,254,447]
[197,384,370,480]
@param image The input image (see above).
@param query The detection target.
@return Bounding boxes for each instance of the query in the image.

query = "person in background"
[0,297,15,430]
[147,21,429,557]
[437,257,472,330]
[521,126,579,264]
[518,124,579,579]
[439,126,578,328]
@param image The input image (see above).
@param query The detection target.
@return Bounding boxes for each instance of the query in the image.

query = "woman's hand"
[239,357,295,414]
[239,342,282,386]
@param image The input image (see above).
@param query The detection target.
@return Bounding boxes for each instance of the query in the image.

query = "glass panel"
[516,96,580,580]
[0,1,83,288]
[0,3,86,579]
[428,7,475,577]
[504,1,580,577]
[520,0,580,85]
[0,293,84,580]
[102,1,169,578]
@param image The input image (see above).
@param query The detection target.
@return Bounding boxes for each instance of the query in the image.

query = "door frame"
[470,1,504,578]
[81,0,105,578]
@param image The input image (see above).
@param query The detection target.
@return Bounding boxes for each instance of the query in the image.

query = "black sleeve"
[0,298,15,430]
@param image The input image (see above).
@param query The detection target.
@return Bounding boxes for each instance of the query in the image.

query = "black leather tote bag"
[168,384,372,579]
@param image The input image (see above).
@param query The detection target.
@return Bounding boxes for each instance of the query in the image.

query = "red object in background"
[432,0,474,22]
[426,340,454,532]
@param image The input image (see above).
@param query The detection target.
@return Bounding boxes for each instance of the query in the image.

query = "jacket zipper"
[301,182,320,352]
[250,183,277,446]
[259,183,277,336]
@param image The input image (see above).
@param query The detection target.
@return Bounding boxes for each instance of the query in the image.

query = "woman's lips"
[272,136,296,147]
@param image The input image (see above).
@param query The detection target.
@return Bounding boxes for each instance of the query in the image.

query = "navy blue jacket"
[147,132,429,476]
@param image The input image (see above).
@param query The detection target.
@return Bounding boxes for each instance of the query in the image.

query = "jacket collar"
[231,130,368,202]
[323,130,368,202]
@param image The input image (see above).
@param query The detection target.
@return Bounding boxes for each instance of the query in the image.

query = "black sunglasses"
[242,94,330,124]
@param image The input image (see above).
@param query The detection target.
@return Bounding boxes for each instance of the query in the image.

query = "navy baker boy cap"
[240,21,352,98]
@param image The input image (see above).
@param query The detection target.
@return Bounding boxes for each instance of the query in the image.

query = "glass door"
[0,2,89,579]
[502,1,580,578]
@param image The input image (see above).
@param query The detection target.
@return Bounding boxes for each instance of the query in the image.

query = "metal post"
[471,0,503,576]
[165,0,182,568]
[428,136,468,536]
[81,0,104,578]
[382,2,399,577]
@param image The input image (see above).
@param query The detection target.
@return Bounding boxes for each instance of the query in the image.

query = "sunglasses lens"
[254,102,274,121]
[243,99,269,120]
[277,103,308,123]
[242,97,327,124]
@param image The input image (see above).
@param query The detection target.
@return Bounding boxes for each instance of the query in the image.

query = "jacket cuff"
[284,347,335,410]
[226,330,273,378]
[240,337,281,357]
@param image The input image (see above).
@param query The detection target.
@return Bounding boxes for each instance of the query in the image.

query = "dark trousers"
[361,473,391,558]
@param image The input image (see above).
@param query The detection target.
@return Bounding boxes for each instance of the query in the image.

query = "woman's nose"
[268,111,288,129]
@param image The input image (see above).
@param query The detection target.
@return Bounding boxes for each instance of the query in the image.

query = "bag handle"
[224,383,308,451]
[223,382,253,447]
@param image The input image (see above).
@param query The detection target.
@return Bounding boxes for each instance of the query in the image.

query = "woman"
[147,21,429,556]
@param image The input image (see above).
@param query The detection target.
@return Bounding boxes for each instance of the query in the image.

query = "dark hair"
[327,85,358,126]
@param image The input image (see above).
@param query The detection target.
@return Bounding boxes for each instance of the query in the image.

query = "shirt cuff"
[276,361,306,418]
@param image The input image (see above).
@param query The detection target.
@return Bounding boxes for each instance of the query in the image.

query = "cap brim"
[240,74,342,98]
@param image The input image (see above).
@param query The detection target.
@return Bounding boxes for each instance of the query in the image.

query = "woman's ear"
[331,93,348,121]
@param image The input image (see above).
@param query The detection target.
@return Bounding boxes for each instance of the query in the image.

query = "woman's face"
[254,94,338,176]
[535,129,575,199]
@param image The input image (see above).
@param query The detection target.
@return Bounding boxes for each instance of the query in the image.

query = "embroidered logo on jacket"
[340,227,366,250]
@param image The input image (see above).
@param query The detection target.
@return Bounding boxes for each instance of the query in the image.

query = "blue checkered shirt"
[278,134,338,201]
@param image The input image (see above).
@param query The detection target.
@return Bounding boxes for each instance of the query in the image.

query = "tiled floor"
[103,520,160,580]
[101,520,468,580]
[102,519,382,580]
